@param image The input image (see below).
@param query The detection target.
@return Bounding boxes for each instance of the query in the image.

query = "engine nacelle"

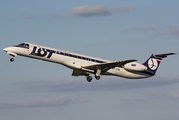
[124,62,147,72]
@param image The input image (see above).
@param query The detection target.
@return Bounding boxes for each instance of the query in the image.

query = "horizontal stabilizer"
[155,53,177,58]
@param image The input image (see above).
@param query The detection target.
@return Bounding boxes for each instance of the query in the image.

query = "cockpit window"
[19,43,24,46]
[24,44,29,48]
[15,43,29,49]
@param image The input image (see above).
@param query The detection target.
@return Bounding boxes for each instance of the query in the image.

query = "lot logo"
[30,46,55,58]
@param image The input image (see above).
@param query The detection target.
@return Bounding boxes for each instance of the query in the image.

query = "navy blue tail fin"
[143,53,176,75]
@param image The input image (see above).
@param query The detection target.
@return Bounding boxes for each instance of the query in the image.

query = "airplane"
[3,42,176,82]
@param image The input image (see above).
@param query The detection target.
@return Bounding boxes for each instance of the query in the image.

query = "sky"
[0,0,179,120]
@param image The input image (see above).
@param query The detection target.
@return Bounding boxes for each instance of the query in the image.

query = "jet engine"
[124,62,147,71]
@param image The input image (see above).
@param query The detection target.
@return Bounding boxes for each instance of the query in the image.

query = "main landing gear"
[86,76,93,82]
[95,75,100,80]
[85,74,101,82]
[85,69,102,82]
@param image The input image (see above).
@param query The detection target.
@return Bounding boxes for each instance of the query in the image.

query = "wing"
[81,59,137,72]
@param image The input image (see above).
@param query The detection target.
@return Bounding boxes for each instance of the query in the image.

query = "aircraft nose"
[3,47,10,52]
[3,47,8,51]
[3,47,15,53]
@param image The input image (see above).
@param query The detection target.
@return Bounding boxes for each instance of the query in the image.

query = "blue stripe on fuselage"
[30,46,106,63]
[56,50,105,63]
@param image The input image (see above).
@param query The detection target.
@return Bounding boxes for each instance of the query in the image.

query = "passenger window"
[69,54,73,57]
[60,52,64,55]
[131,64,136,66]
[91,59,95,62]
[82,57,86,60]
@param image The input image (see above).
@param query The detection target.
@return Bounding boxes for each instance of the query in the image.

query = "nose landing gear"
[10,56,15,62]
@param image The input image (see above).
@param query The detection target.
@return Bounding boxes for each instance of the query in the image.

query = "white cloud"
[69,5,111,17]
[0,96,92,109]
[51,5,135,18]
[154,28,179,37]
[171,92,179,99]
[15,5,135,19]
[127,25,179,37]
[14,76,179,92]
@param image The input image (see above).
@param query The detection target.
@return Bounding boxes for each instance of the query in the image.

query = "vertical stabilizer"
[143,53,176,75]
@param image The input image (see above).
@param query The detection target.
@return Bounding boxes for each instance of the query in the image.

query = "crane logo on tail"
[148,58,160,70]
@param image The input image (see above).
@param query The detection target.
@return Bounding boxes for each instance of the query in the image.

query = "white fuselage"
[3,43,153,79]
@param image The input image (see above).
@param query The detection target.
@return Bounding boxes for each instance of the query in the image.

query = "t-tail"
[143,53,176,75]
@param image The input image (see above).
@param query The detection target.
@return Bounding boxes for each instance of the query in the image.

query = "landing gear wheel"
[95,76,100,80]
[10,58,14,62]
[87,76,93,82]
